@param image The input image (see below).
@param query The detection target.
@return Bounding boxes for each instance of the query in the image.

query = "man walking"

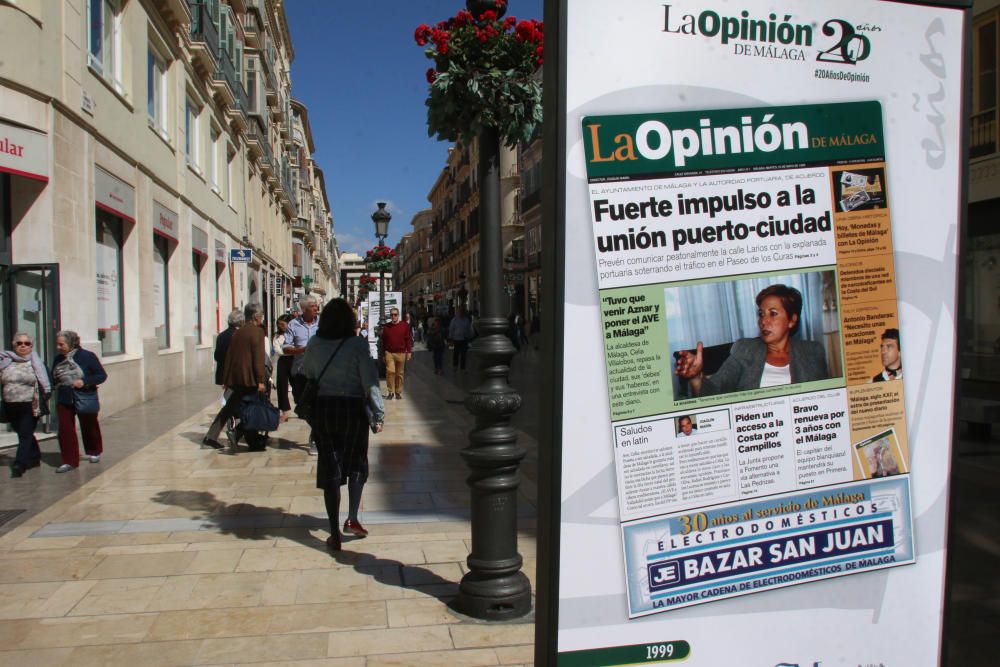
[202,310,243,449]
[204,303,266,452]
[448,305,474,373]
[214,310,243,386]
[283,294,320,453]
[381,307,412,399]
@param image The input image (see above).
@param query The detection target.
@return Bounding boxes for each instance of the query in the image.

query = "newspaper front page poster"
[583,101,914,617]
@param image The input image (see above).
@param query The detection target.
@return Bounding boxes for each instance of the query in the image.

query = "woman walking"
[425,317,446,375]
[274,315,293,420]
[51,330,107,472]
[302,299,384,551]
[0,333,51,477]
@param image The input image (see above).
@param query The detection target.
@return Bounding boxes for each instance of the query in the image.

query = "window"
[88,0,123,90]
[147,46,168,135]
[209,127,220,191]
[152,234,170,349]
[192,254,203,343]
[973,15,998,157]
[226,145,235,206]
[185,98,200,169]
[245,56,257,113]
[96,209,125,356]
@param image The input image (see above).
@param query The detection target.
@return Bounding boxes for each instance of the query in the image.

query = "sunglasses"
[14,341,32,347]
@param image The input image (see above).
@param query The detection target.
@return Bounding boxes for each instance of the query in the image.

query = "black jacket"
[214,326,238,385]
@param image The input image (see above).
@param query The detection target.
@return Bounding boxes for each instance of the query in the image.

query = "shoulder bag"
[293,339,347,421]
[73,388,100,414]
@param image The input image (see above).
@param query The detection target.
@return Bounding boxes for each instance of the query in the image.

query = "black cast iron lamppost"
[455,0,532,621]
[372,202,391,330]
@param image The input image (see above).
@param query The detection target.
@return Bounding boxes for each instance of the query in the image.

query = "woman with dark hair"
[51,330,107,472]
[675,284,828,396]
[273,314,294,419]
[302,298,384,551]
[0,332,51,477]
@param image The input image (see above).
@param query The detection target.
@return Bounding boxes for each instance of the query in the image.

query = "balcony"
[291,218,315,248]
[971,109,997,159]
[520,187,541,213]
[211,49,238,108]
[188,1,219,77]
[244,115,273,169]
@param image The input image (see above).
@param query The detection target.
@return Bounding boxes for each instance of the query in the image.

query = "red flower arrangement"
[365,246,397,261]
[415,0,543,146]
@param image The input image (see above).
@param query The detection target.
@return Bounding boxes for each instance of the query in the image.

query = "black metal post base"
[457,570,532,620]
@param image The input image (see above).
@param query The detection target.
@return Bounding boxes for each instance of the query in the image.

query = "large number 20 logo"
[817,19,871,65]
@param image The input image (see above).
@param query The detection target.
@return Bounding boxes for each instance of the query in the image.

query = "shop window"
[147,45,168,137]
[192,253,204,344]
[88,0,124,92]
[96,209,125,356]
[153,234,170,349]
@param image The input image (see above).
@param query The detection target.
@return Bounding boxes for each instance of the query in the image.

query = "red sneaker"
[343,519,369,537]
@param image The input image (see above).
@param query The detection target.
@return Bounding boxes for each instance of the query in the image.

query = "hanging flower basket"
[415,0,543,147]
[365,245,396,273]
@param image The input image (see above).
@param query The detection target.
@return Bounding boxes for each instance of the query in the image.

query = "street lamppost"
[371,202,391,330]
[455,0,532,621]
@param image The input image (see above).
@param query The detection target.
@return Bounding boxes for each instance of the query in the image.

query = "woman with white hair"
[51,330,107,472]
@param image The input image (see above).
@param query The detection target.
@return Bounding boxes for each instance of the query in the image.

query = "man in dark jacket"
[203,304,265,451]
[214,310,244,385]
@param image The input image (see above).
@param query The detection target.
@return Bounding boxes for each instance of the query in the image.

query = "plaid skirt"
[312,395,370,490]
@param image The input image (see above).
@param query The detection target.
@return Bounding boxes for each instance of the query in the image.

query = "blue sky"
[284,0,543,256]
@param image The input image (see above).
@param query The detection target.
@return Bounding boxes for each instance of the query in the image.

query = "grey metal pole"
[456,119,532,620]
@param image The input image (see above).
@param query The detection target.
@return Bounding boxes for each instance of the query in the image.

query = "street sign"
[230,248,252,263]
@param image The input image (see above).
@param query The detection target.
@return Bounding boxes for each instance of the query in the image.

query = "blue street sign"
[230,248,252,263]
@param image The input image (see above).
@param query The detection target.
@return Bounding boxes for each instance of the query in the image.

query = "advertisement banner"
[549,0,965,665]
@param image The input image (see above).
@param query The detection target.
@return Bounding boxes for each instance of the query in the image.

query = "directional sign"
[230,248,252,263]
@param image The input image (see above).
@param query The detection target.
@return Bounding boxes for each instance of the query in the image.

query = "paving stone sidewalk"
[0,354,538,666]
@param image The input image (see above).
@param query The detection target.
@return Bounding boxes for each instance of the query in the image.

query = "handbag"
[239,392,280,432]
[73,388,100,414]
[293,338,347,421]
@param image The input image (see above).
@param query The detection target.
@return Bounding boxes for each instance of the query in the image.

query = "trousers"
[384,352,407,394]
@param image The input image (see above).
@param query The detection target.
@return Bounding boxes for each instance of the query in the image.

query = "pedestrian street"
[0,347,539,666]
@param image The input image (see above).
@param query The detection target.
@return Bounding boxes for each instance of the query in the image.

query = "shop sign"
[152,200,178,242]
[192,225,209,257]
[95,166,135,222]
[0,122,47,182]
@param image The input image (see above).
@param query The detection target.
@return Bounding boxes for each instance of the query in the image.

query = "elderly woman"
[51,330,107,472]
[675,284,829,396]
[302,298,385,552]
[0,333,51,477]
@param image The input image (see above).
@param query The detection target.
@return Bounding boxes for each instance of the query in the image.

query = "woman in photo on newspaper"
[674,284,828,396]
[301,298,384,552]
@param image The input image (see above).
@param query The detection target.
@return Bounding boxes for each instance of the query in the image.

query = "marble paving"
[0,359,539,666]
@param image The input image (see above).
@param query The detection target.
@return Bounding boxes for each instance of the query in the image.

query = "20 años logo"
[817,19,871,65]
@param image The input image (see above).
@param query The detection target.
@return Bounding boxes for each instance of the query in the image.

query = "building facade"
[968,0,1000,394]
[398,138,523,319]
[0,0,336,416]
